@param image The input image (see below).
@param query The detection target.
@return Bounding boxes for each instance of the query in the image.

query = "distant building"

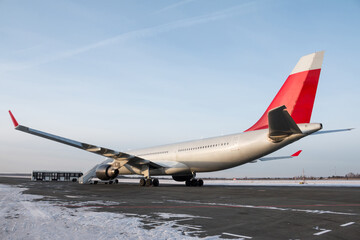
[31,171,83,182]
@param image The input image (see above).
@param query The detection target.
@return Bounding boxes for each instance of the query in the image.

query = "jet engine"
[96,164,119,180]
[172,175,193,182]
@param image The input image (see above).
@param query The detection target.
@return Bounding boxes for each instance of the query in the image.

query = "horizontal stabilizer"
[268,105,302,142]
[255,150,302,162]
[312,128,354,135]
[291,150,302,157]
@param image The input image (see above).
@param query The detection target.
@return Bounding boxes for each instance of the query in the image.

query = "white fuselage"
[118,123,322,176]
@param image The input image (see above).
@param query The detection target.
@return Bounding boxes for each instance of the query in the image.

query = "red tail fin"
[246,51,324,132]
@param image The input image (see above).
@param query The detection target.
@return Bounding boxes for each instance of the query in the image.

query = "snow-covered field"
[0,184,218,240]
[205,179,360,187]
[119,178,360,187]
[2,174,360,187]
[1,180,359,239]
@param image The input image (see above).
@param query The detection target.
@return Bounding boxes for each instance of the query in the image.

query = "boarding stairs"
[78,163,99,184]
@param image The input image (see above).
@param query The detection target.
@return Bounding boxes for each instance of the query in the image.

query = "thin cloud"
[152,0,196,15]
[13,45,43,54]
[0,2,254,73]
[58,3,254,58]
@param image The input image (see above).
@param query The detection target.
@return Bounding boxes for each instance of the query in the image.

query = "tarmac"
[1,177,359,239]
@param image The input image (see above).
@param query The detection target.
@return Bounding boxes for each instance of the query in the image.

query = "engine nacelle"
[96,164,119,180]
[172,175,193,182]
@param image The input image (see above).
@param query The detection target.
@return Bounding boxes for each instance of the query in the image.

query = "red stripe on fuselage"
[246,69,321,132]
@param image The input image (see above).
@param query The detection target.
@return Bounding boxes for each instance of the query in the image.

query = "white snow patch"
[64,195,82,199]
[205,179,360,187]
[0,175,30,179]
[117,178,360,187]
[66,200,121,207]
[0,184,219,240]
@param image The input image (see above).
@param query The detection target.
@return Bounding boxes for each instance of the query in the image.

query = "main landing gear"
[185,178,204,187]
[139,178,159,187]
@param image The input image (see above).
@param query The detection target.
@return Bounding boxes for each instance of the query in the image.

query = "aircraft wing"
[8,111,162,169]
[251,150,302,163]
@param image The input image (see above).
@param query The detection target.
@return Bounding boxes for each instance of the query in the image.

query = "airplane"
[8,51,351,187]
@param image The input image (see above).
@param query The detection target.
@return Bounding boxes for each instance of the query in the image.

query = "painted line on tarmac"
[260,204,360,208]
[58,204,225,209]
[223,232,252,239]
[58,202,358,216]
[167,200,358,216]
[313,229,332,236]
[142,218,203,231]
[340,222,355,227]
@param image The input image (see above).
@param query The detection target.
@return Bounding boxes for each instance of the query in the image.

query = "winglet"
[291,150,302,157]
[9,110,19,127]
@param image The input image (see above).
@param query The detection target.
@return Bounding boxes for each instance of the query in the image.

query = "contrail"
[0,2,254,73]
[151,0,196,15]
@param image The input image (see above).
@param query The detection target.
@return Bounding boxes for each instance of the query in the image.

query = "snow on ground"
[0,184,219,240]
[1,180,358,239]
[154,213,211,220]
[0,175,30,179]
[201,179,360,187]
[119,178,360,187]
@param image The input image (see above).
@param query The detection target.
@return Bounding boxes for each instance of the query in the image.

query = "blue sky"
[1,0,359,177]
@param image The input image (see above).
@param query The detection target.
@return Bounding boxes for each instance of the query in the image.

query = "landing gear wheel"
[185,179,204,187]
[145,178,153,186]
[191,179,198,186]
[139,178,146,186]
[153,178,159,187]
